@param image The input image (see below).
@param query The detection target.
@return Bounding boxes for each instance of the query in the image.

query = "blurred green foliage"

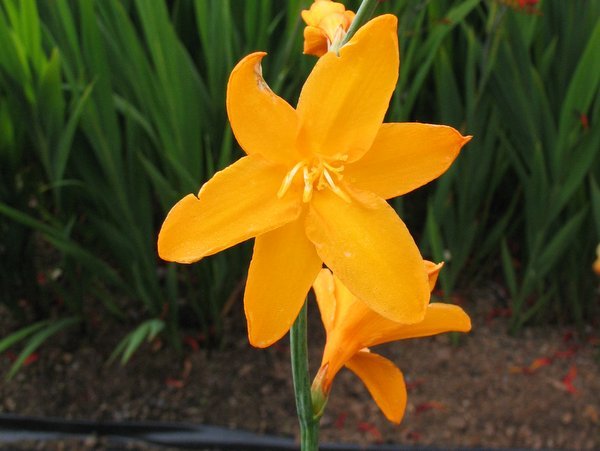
[0,0,598,373]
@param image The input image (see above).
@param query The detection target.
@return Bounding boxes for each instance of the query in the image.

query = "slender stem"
[289,3,379,447]
[290,301,319,450]
[340,0,379,46]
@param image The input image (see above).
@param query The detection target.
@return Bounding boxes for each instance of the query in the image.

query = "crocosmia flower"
[311,267,471,423]
[301,0,355,56]
[158,15,471,348]
[594,244,600,275]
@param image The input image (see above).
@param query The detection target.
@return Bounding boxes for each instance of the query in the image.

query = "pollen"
[277,158,351,203]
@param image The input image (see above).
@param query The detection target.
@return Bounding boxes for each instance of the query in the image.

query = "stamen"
[303,166,314,202]
[277,157,351,203]
[323,168,351,203]
[323,161,344,175]
[277,161,305,198]
[330,184,352,203]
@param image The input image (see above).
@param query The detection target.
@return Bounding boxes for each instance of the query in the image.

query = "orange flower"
[158,15,470,348]
[301,0,355,56]
[593,244,600,275]
[311,266,471,423]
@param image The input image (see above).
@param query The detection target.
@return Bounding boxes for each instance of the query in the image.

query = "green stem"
[339,0,379,46]
[290,301,320,450]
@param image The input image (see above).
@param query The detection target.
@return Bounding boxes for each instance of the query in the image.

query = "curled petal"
[158,156,301,263]
[305,188,429,324]
[312,268,337,333]
[226,52,301,165]
[345,351,407,424]
[346,123,472,199]
[244,218,322,348]
[303,26,328,57]
[371,302,472,347]
[425,260,444,292]
[296,15,399,163]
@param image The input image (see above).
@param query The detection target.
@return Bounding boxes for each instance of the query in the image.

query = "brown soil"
[1,286,599,450]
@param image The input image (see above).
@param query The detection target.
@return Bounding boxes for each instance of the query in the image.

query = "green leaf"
[37,49,65,150]
[0,320,50,354]
[591,177,600,237]
[399,0,481,116]
[53,80,95,186]
[557,19,600,149]
[109,319,165,365]
[501,240,517,298]
[6,317,80,380]
[534,208,587,278]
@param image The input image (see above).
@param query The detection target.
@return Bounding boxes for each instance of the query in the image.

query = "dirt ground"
[1,285,599,450]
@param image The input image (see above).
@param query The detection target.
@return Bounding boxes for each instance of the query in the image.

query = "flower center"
[277,158,350,203]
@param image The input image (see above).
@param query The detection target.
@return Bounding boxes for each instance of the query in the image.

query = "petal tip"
[367,13,398,29]
[464,315,473,333]
[228,52,268,88]
[387,412,404,424]
[245,51,268,62]
[382,299,428,325]
[157,194,204,264]
[246,317,280,349]
[248,335,273,349]
[354,13,398,42]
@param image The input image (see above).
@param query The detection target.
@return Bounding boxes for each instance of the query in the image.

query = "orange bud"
[301,0,355,56]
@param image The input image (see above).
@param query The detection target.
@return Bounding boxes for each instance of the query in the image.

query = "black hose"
[0,414,293,449]
[0,414,507,450]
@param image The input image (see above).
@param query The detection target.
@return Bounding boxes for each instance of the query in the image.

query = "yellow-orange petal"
[346,123,472,199]
[296,15,399,163]
[303,26,328,57]
[313,268,337,333]
[370,302,472,347]
[313,268,366,336]
[244,217,322,348]
[305,188,429,323]
[322,301,471,361]
[317,269,376,379]
[425,260,444,292]
[301,0,346,27]
[345,351,407,424]
[317,274,470,377]
[314,268,377,378]
[158,155,301,263]
[342,10,355,26]
[226,52,301,165]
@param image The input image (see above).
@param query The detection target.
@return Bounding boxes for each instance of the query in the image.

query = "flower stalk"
[334,0,379,50]
[290,301,320,450]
